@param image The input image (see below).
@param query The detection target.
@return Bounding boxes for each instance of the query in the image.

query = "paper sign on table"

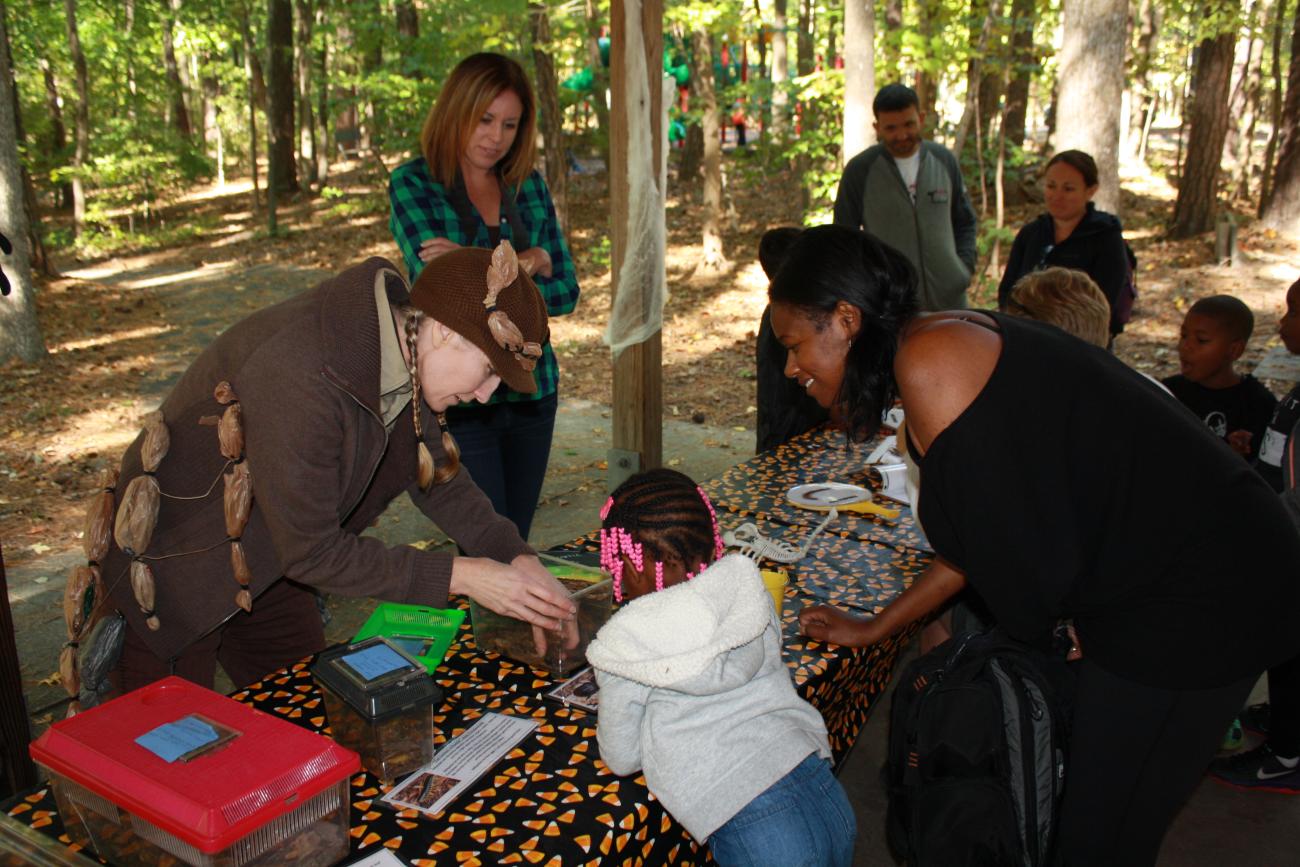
[381,712,539,816]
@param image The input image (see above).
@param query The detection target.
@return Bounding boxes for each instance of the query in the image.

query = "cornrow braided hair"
[599,468,725,601]
[401,308,462,489]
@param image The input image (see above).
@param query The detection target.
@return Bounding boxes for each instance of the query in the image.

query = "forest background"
[2,0,1300,577]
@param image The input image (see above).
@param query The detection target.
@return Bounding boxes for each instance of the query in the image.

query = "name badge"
[1259,426,1286,467]
[928,189,950,204]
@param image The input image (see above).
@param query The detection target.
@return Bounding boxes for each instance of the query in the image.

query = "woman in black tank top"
[765,225,1300,865]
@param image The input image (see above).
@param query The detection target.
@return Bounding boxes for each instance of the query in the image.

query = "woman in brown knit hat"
[98,242,575,694]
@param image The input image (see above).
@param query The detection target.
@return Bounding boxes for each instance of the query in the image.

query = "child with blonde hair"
[1003,266,1112,349]
[587,468,855,867]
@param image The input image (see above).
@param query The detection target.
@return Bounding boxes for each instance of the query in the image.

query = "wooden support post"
[609,0,665,486]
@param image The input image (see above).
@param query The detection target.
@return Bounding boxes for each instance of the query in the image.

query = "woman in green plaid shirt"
[389,52,580,541]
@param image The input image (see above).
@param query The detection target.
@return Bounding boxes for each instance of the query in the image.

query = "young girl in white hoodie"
[586,468,855,867]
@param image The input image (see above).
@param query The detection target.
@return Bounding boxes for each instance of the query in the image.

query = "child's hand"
[799,604,882,648]
[1226,429,1253,456]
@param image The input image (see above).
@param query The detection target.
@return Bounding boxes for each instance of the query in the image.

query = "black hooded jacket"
[997,202,1130,334]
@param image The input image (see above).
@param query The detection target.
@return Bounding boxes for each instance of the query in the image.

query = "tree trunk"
[882,0,903,72]
[1125,0,1161,162]
[771,0,790,140]
[203,70,224,186]
[1169,25,1237,238]
[797,0,815,76]
[0,0,47,364]
[1224,1,1261,161]
[1003,0,1035,150]
[2,1,52,278]
[240,6,262,212]
[915,0,939,123]
[529,2,567,226]
[680,25,704,182]
[826,5,838,72]
[267,0,298,195]
[1261,0,1289,212]
[1262,0,1300,231]
[396,0,417,39]
[124,0,137,121]
[692,31,727,271]
[955,0,1002,160]
[162,0,192,140]
[64,0,89,237]
[39,59,73,209]
[842,0,875,164]
[1055,0,1127,215]
[295,0,317,187]
[1230,0,1266,199]
[358,0,382,153]
[585,0,611,168]
[315,0,329,184]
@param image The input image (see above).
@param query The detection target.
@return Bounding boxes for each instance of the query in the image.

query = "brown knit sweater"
[102,258,533,662]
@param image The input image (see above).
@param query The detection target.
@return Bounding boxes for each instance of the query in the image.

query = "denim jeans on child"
[443,392,558,542]
[707,753,856,867]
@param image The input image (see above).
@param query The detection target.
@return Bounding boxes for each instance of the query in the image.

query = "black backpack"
[885,630,1074,867]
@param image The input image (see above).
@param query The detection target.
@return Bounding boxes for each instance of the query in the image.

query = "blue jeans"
[443,392,558,542]
[708,753,856,867]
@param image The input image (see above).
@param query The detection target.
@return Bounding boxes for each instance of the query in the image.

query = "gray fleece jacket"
[834,140,977,311]
[586,554,832,842]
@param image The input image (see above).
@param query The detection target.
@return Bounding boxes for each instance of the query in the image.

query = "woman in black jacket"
[998,150,1131,337]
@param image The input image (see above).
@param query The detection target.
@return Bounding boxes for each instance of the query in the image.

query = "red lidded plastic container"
[28,676,359,867]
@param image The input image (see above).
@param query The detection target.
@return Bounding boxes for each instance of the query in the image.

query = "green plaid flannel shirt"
[388,156,580,403]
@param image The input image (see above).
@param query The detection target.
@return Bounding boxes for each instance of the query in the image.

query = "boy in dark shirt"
[1212,277,1300,791]
[1162,294,1276,461]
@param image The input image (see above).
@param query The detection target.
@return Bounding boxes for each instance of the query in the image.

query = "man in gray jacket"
[834,83,977,310]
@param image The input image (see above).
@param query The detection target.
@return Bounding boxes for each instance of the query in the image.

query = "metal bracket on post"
[606,448,641,494]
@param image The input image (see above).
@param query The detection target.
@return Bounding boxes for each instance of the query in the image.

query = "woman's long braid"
[403,309,463,488]
[434,411,461,485]
[404,311,437,491]
[599,469,724,600]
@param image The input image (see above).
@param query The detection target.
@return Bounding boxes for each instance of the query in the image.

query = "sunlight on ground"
[208,230,259,249]
[1120,160,1177,202]
[51,325,173,355]
[116,260,237,291]
[39,408,145,462]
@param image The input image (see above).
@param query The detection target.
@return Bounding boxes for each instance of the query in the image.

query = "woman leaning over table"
[389,52,579,542]
[778,225,1300,866]
[101,247,575,694]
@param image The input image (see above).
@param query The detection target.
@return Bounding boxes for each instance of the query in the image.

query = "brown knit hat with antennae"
[408,242,549,394]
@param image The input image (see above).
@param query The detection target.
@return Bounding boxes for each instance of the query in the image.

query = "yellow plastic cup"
[760,570,789,619]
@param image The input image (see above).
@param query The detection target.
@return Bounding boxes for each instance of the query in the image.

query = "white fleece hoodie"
[585,554,832,841]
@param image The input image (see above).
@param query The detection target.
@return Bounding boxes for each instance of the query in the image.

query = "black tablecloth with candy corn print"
[3,426,925,865]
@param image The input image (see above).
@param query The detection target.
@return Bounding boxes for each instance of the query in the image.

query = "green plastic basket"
[352,603,466,673]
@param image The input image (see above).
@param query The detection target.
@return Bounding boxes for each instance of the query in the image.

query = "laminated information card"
[381,712,539,816]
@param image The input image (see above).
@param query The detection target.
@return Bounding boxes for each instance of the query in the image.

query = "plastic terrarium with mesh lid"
[469,552,612,676]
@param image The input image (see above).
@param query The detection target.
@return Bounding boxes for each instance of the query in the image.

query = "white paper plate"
[787,482,874,509]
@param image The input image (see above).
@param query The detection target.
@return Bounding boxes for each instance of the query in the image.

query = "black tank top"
[909,313,1300,688]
